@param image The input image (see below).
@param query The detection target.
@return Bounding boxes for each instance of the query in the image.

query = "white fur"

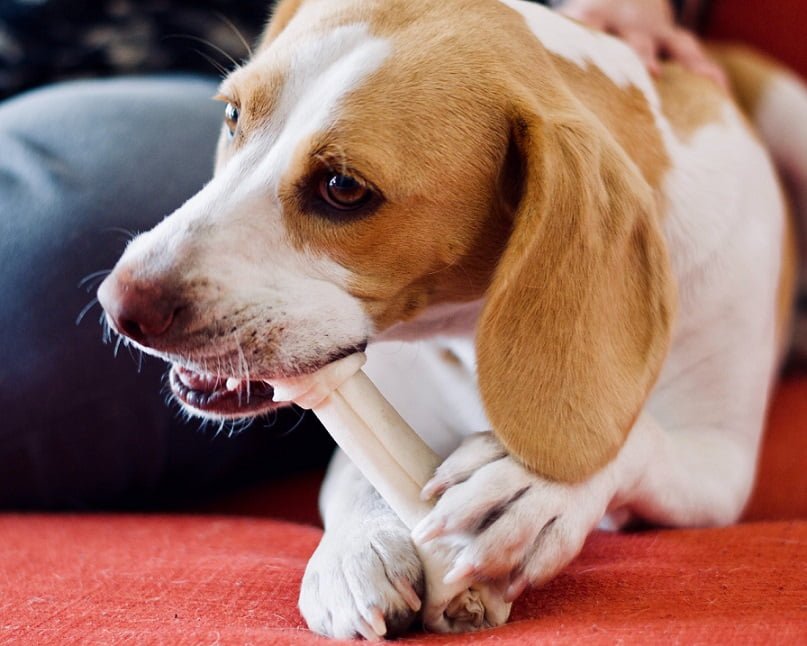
[756,74,807,194]
[651,102,783,447]
[375,299,484,343]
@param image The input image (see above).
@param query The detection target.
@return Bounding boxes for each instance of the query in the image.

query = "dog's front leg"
[299,449,425,640]
[412,412,758,613]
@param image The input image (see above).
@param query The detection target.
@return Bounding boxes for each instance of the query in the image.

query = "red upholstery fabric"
[1,376,805,644]
[706,1,807,79]
[1,516,804,644]
[744,375,807,521]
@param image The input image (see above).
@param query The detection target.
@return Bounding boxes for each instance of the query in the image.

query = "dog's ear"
[476,98,675,482]
[258,0,306,49]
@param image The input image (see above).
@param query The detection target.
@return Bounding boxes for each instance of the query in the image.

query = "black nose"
[97,271,179,343]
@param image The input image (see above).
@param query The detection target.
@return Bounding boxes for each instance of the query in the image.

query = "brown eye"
[224,102,239,137]
[319,173,372,210]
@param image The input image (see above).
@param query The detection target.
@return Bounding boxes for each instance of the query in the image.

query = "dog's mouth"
[167,343,368,419]
[169,364,279,418]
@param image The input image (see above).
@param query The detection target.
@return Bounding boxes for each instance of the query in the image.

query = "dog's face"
[97,0,515,420]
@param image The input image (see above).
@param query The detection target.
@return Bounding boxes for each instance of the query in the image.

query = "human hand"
[560,0,728,89]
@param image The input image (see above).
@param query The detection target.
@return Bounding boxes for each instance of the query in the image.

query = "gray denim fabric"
[0,76,332,508]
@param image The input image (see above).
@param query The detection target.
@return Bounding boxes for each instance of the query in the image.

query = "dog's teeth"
[226,377,241,391]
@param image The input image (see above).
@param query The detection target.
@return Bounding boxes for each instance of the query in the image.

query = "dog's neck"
[372,299,484,343]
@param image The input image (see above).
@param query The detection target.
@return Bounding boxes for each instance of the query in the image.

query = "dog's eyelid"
[319,167,385,203]
[212,80,240,106]
[312,156,380,196]
[214,94,241,109]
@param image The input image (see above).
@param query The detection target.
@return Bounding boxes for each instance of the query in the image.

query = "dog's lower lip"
[169,365,276,415]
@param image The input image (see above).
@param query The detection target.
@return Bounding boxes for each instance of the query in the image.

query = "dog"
[97,0,807,639]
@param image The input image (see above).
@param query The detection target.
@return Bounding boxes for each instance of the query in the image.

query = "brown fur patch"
[656,62,726,140]
[550,54,669,188]
[440,348,463,367]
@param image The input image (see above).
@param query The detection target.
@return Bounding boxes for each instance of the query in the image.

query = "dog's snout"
[97,271,179,344]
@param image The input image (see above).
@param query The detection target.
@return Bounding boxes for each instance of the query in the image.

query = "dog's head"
[98,0,674,481]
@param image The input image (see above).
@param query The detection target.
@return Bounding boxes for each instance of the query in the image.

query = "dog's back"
[712,46,807,356]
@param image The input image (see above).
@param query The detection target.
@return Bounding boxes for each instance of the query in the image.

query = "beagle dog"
[97,0,807,639]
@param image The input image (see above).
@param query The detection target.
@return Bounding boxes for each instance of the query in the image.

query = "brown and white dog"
[97,0,807,638]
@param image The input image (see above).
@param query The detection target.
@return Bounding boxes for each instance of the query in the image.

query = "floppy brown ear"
[477,101,675,483]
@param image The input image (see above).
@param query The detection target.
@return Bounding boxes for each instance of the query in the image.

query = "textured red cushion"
[1,515,804,644]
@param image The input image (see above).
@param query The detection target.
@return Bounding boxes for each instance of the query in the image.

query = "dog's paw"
[299,514,424,640]
[414,432,609,602]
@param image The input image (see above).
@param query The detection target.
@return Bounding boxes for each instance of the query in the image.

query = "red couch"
[2,3,806,643]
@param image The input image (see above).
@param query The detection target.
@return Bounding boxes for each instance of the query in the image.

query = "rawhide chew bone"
[270,353,512,635]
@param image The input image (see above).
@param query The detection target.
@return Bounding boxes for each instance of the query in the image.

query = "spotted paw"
[415,432,611,603]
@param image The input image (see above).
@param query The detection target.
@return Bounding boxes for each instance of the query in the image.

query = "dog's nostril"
[118,313,174,340]
[118,317,145,341]
[116,307,176,341]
